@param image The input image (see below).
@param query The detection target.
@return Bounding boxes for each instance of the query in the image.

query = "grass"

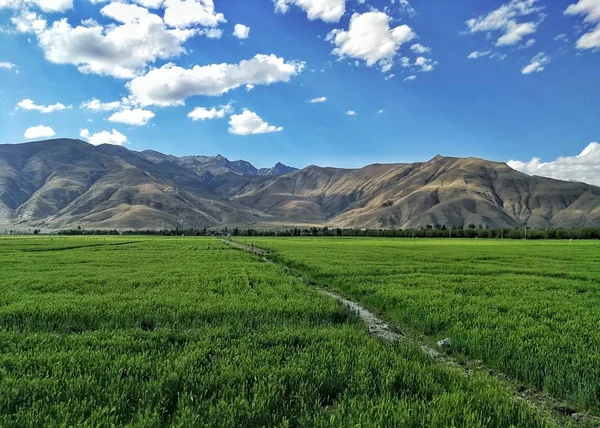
[0,237,551,426]
[248,237,600,416]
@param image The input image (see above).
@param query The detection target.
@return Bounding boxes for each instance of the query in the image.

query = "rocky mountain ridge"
[1,139,598,230]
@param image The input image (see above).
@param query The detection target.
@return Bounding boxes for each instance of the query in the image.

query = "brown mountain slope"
[229,156,600,229]
[0,139,266,230]
[0,139,599,230]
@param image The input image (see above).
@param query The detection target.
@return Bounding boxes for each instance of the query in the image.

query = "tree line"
[50,225,600,240]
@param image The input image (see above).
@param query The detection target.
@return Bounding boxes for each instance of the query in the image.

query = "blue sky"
[0,0,599,183]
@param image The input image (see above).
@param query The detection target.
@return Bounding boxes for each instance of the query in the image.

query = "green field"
[248,237,600,417]
[2,237,599,426]
[0,237,556,427]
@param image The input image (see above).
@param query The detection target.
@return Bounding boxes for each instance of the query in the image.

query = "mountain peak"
[258,162,299,176]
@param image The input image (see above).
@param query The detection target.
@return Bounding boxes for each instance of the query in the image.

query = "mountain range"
[1,139,599,231]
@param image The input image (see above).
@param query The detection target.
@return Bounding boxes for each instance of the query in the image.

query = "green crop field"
[248,237,600,418]
[0,237,555,427]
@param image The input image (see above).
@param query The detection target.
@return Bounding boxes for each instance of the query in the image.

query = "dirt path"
[222,239,406,342]
[221,238,599,426]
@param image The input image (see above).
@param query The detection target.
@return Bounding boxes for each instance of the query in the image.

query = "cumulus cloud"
[410,43,430,54]
[466,0,543,47]
[275,0,345,23]
[326,11,415,72]
[100,2,150,23]
[508,143,600,186]
[188,104,233,120]
[11,10,47,33]
[0,0,72,13]
[24,125,55,139]
[108,108,155,126]
[404,75,416,81]
[228,109,282,135]
[18,9,196,79]
[133,0,164,8]
[233,23,250,39]
[80,128,127,146]
[565,0,600,50]
[162,0,226,29]
[0,61,16,70]
[127,54,305,106]
[200,28,222,38]
[414,56,436,72]
[521,52,550,74]
[346,110,356,115]
[17,99,70,113]
[309,96,327,103]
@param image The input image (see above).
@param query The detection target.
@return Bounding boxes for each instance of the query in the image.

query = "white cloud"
[81,98,123,112]
[377,109,384,114]
[16,99,70,113]
[101,2,149,24]
[574,27,600,49]
[22,11,196,79]
[404,75,416,81]
[0,0,72,13]
[326,11,415,71]
[24,125,55,139]
[0,61,16,70]
[108,108,155,126]
[565,0,600,50]
[346,110,356,115]
[200,28,222,38]
[555,33,568,42]
[275,0,345,23]
[11,10,47,33]
[188,104,233,120]
[127,54,305,106]
[410,43,430,54]
[522,38,536,48]
[414,56,436,72]
[466,0,543,47]
[508,142,600,186]
[80,128,127,146]
[521,52,549,74]
[233,23,250,39]
[245,84,255,91]
[133,0,164,8]
[309,96,327,103]
[467,50,491,59]
[497,21,537,46]
[228,109,282,135]
[163,0,226,29]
